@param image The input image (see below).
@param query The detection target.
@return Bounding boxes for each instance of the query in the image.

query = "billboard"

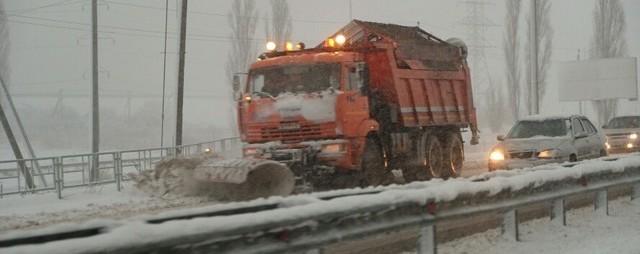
[557,57,638,101]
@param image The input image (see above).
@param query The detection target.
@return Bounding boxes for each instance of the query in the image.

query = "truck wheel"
[405,134,444,181]
[424,135,445,179]
[442,133,464,178]
[361,137,392,186]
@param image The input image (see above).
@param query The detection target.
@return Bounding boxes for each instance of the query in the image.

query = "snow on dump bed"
[4,154,640,254]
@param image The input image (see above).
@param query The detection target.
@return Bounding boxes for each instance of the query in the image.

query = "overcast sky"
[2,0,640,146]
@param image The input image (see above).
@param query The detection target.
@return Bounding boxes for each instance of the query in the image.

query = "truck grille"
[509,151,534,159]
[606,133,631,141]
[247,122,336,143]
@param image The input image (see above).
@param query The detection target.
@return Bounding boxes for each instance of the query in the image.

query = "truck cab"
[239,51,374,174]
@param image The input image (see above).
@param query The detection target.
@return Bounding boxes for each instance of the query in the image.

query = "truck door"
[337,62,370,136]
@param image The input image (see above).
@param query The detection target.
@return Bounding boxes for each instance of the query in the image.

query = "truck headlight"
[489,150,505,161]
[630,133,638,140]
[244,148,259,156]
[321,143,345,153]
[537,149,557,159]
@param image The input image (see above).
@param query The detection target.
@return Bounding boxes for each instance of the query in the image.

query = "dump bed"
[333,20,477,129]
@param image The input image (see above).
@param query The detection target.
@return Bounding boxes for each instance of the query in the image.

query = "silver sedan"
[488,115,607,171]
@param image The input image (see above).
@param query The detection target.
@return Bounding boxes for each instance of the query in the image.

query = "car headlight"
[489,150,505,161]
[630,133,638,140]
[605,142,611,150]
[537,149,557,159]
[321,143,345,153]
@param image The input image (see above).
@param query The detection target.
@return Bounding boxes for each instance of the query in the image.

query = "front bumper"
[488,158,564,171]
[243,139,353,170]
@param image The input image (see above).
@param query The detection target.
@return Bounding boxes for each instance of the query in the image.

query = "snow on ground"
[413,197,640,254]
[0,183,213,232]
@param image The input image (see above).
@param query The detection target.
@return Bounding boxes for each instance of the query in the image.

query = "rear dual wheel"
[442,133,464,178]
[403,132,463,182]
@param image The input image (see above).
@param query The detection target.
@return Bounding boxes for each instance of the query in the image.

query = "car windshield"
[606,116,640,129]
[249,63,340,97]
[507,119,568,139]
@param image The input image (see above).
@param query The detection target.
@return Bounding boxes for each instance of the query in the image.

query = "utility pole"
[175,0,188,151]
[530,0,539,115]
[160,0,169,147]
[0,80,34,189]
[90,0,100,181]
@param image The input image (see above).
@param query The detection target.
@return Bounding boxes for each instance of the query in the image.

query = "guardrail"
[1,155,640,254]
[0,137,240,198]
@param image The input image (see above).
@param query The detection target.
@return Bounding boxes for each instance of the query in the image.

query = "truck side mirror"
[233,75,241,100]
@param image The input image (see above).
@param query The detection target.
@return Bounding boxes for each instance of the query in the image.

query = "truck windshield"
[249,63,340,97]
[606,116,640,129]
[507,119,568,139]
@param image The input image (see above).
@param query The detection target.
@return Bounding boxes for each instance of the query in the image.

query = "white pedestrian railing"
[0,137,240,198]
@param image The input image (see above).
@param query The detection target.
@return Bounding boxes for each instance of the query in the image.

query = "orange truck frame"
[236,20,479,187]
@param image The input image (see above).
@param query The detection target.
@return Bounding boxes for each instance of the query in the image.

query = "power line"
[8,14,268,42]
[4,0,84,15]
[103,0,343,25]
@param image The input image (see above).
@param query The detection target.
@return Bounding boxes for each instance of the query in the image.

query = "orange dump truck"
[236,20,478,187]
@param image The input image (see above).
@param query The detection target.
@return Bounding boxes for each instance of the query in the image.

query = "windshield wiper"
[252,91,277,101]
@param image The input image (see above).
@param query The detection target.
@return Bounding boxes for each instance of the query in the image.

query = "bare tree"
[590,0,627,124]
[503,0,522,120]
[484,82,508,133]
[265,0,292,50]
[226,0,258,135]
[524,0,552,115]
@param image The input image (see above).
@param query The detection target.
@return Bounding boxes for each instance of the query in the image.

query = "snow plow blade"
[193,158,295,200]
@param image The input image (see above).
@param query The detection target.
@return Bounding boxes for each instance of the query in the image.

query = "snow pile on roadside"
[129,155,240,200]
[0,186,210,232]
[129,156,206,198]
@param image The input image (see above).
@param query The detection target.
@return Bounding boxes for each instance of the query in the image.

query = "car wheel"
[569,154,577,162]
